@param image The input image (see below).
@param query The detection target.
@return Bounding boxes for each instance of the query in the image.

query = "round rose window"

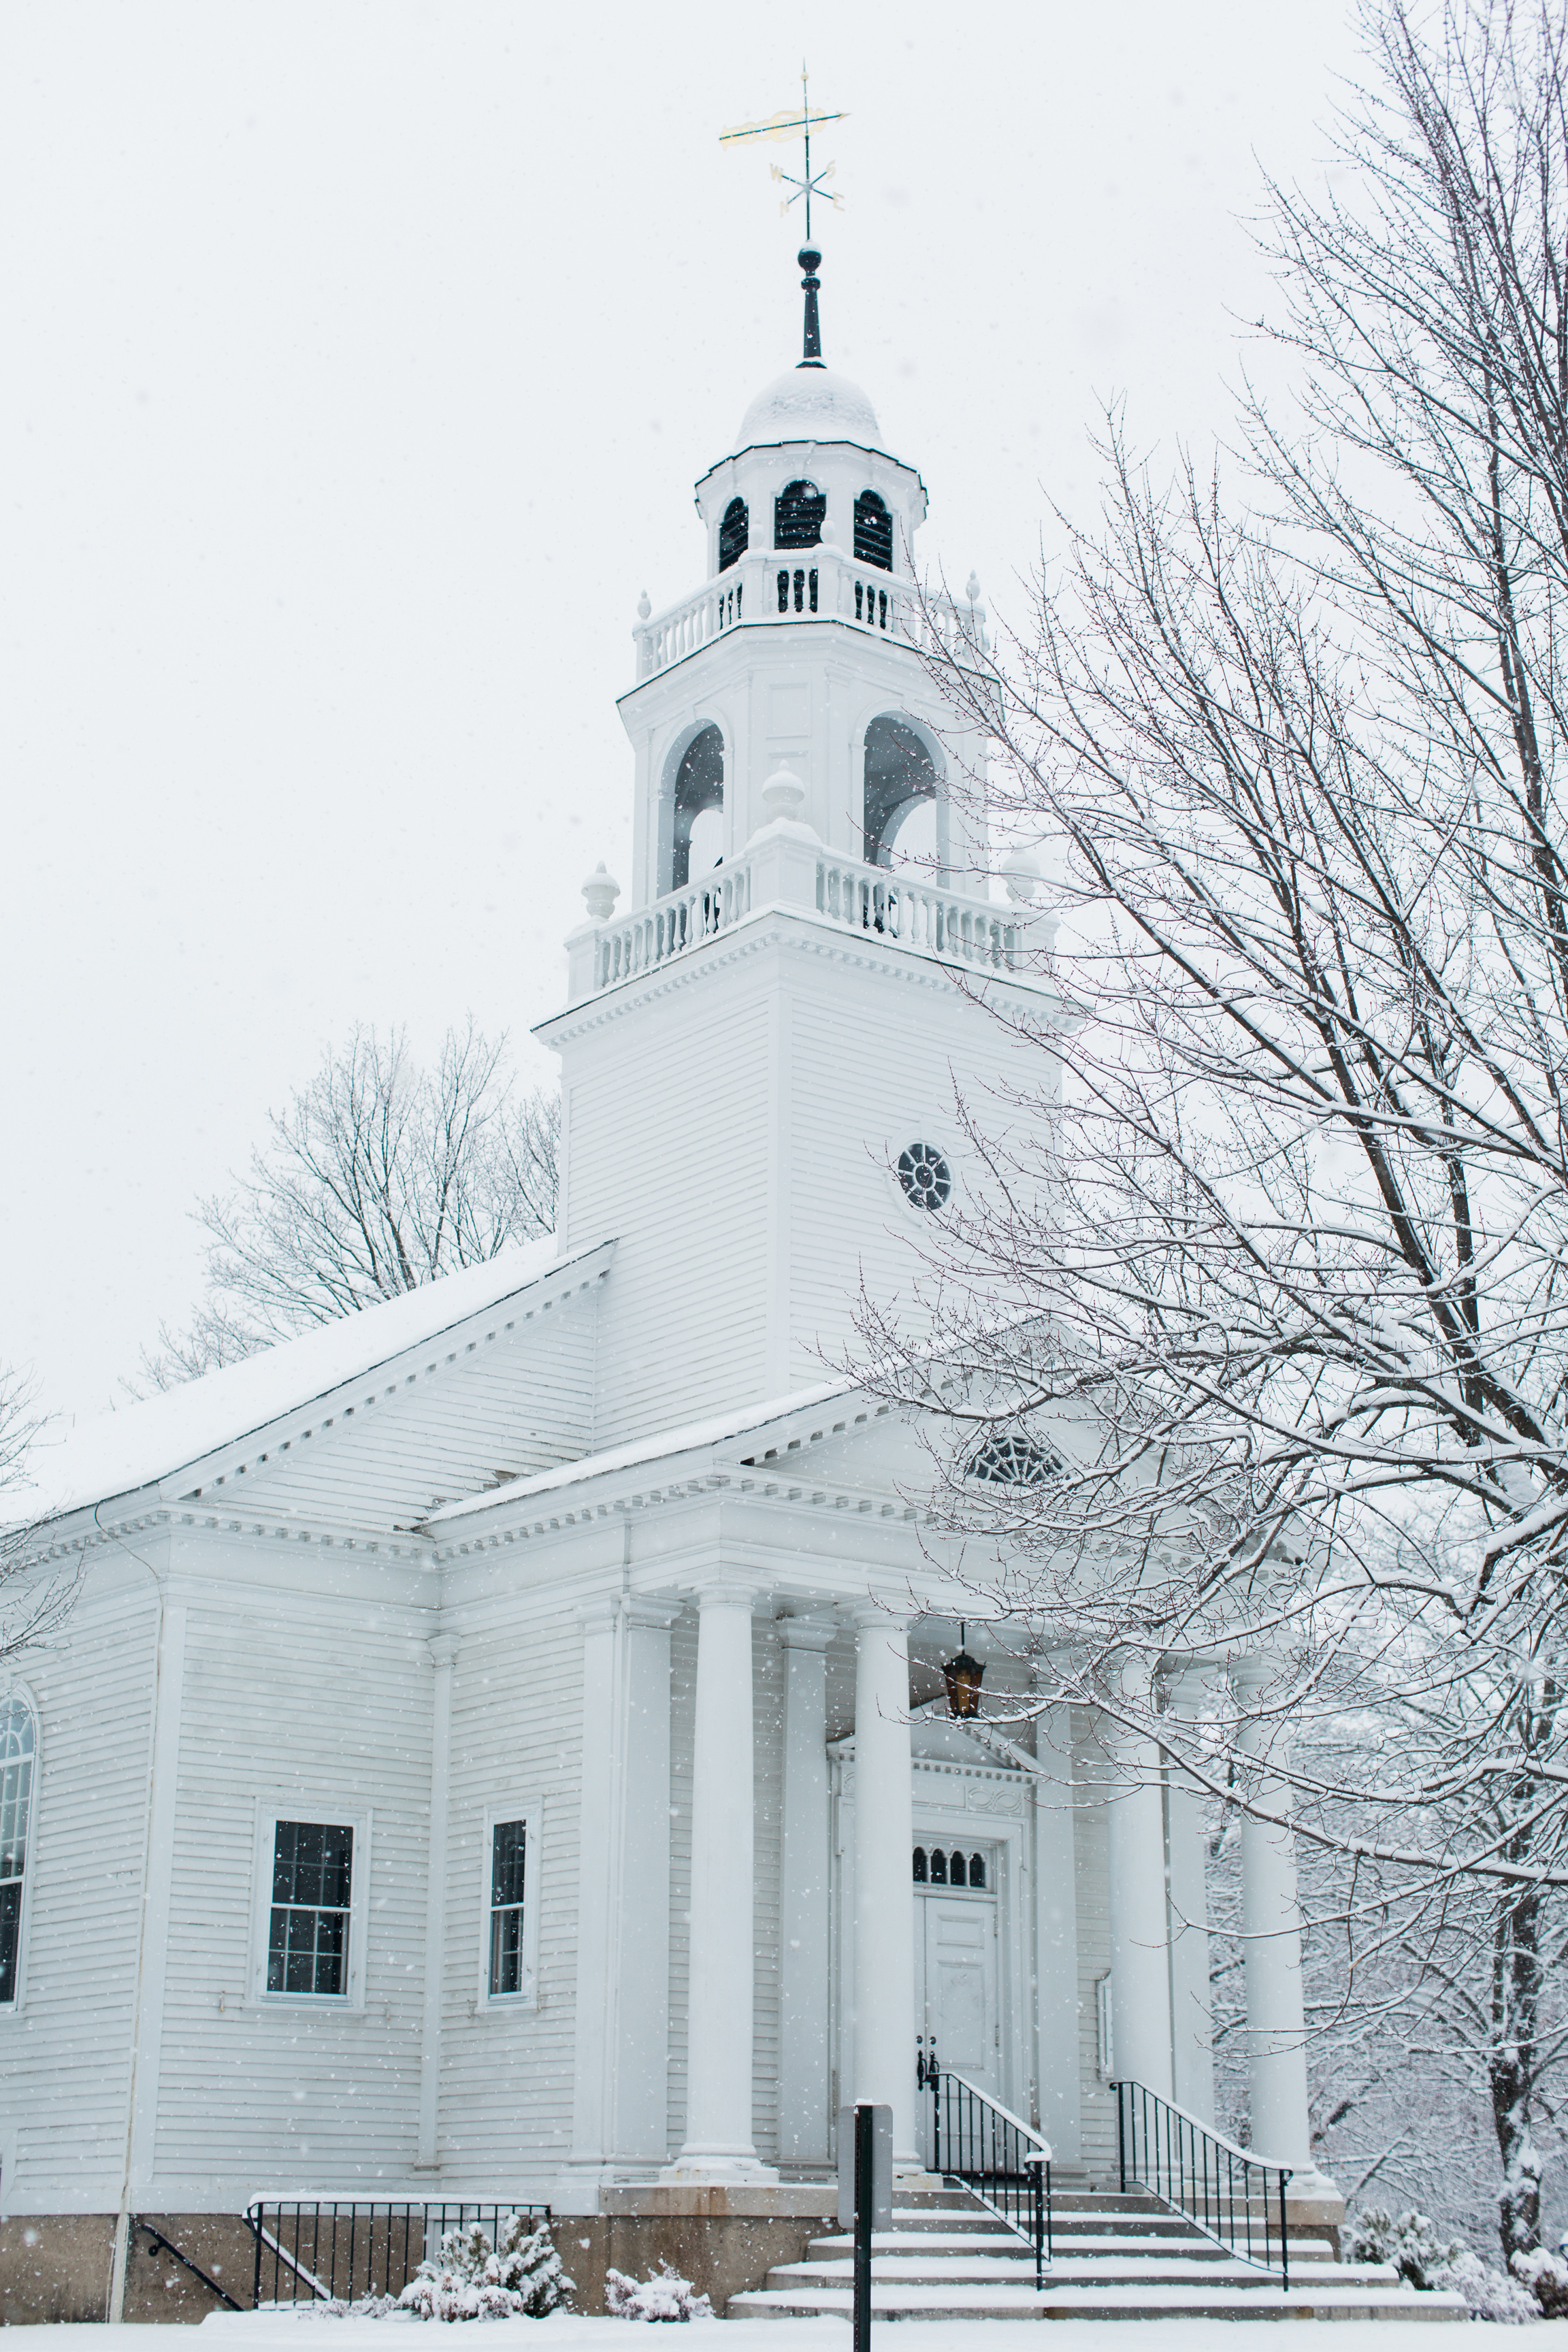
[897,1141,952,1211]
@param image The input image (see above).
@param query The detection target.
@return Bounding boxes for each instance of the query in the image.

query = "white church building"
[0,248,1335,2313]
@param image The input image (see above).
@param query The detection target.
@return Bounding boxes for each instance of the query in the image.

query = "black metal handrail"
[924,2053,1052,2287]
[246,2199,551,2306]
[1114,2079,1292,2289]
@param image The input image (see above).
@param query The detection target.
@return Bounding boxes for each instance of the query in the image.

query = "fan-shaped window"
[669,725,725,892]
[929,1848,949,1885]
[967,1433,1063,1486]
[719,497,749,572]
[774,479,826,551]
[864,715,939,870]
[854,490,892,571]
[0,1695,36,2004]
[912,1846,928,1882]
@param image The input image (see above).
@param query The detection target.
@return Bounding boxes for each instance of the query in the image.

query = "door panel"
[915,1885,1000,2168]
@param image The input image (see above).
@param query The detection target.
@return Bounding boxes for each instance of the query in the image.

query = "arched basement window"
[0,1694,35,2004]
[719,497,749,572]
[854,489,892,570]
[774,479,826,551]
[670,724,725,892]
[864,715,939,868]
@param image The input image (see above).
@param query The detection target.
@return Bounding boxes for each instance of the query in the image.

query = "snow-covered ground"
[8,2321,1568,2347]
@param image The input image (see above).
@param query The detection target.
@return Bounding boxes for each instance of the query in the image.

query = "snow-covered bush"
[1346,2208,1541,2321]
[604,2261,713,2321]
[293,2295,402,2319]
[397,2215,573,2321]
[1513,2246,1568,2318]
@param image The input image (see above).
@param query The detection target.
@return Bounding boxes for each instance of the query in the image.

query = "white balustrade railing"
[587,843,1028,998]
[814,857,1026,970]
[592,863,754,991]
[634,552,987,681]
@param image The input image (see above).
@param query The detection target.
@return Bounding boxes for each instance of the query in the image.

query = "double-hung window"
[489,1820,526,1996]
[261,1816,361,2000]
[479,1800,539,2008]
[0,1696,35,2006]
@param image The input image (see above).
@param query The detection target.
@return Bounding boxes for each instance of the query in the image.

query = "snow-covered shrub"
[1346,2208,1541,2321]
[293,2295,402,2319]
[1513,2246,1568,2317]
[397,2215,573,2321]
[604,2261,713,2321]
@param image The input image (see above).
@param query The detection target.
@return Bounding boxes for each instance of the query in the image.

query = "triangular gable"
[12,1235,615,1531]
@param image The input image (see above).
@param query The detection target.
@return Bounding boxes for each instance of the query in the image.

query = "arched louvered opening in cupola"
[668,724,725,893]
[719,497,749,572]
[774,479,826,551]
[854,490,892,570]
[864,714,941,871]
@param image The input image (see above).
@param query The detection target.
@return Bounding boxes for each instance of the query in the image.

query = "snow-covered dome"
[736,363,881,453]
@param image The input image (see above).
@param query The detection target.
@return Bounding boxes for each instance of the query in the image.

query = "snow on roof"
[735,365,882,453]
[10,1235,614,1530]
[427,1375,861,1528]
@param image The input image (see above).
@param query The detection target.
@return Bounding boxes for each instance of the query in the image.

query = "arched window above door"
[854,489,892,570]
[774,480,826,551]
[719,497,749,572]
[669,725,725,893]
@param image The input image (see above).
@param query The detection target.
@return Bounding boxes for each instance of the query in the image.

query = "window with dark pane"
[669,723,725,892]
[897,1141,953,1213]
[864,715,938,868]
[912,1845,928,1882]
[267,1820,353,1997]
[968,1852,986,1889]
[966,1432,1063,1486]
[719,497,749,572]
[929,1848,948,1884]
[949,1850,968,1887]
[854,490,892,571]
[489,1818,527,1996]
[0,1697,33,2005]
[774,479,825,550]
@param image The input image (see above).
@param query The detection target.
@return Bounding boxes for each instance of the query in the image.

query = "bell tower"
[538,251,1058,1449]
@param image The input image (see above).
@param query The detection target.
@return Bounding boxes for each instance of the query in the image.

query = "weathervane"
[720,64,846,242]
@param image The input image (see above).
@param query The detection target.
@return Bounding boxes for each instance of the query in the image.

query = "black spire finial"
[799,246,823,370]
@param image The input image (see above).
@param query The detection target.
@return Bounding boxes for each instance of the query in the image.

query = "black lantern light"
[943,1623,985,1720]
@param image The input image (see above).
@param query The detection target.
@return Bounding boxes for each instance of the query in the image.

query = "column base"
[659,2156,780,2185]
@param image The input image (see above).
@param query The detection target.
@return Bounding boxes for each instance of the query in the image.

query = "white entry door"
[913,1850,1000,2163]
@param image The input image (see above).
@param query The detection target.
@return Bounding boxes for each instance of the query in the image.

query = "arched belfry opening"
[774,480,825,550]
[854,490,892,571]
[668,725,725,892]
[864,715,941,870]
[719,498,748,572]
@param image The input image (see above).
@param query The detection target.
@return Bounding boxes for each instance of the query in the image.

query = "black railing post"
[853,2104,874,2352]
[1116,2081,1127,2193]
[251,2208,262,2310]
[1279,2168,1290,2293]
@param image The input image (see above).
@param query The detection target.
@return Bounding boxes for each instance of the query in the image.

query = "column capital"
[848,1598,913,1633]
[427,1633,460,1670]
[691,1575,765,1612]
[1229,1651,1281,1700]
[777,1612,837,1652]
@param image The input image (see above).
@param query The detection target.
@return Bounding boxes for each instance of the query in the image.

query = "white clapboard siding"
[150,1588,436,2198]
[0,1573,160,2211]
[226,1298,598,1533]
[432,1586,587,2178]
[561,992,772,1448]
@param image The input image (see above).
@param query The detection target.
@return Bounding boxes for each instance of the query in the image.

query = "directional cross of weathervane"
[720,65,846,242]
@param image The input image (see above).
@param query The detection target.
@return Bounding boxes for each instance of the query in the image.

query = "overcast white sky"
[2,0,1362,1428]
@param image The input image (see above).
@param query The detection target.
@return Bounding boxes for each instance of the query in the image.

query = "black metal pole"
[252,2208,262,2310]
[853,2103,873,2352]
[1116,2083,1127,2194]
[1279,2170,1290,2293]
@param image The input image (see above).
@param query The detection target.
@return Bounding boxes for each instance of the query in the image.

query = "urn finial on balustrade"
[582,861,621,922]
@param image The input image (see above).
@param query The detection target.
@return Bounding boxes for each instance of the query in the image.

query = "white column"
[1105,1672,1173,2100]
[566,1599,676,2207]
[1032,1699,1083,2159]
[1232,1663,1321,2173]
[1162,1670,1215,2125]
[778,1616,834,2168]
[851,1606,919,2171]
[667,1581,775,2178]
[416,1633,459,2168]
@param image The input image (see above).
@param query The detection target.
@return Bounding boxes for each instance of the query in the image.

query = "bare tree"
[140,1022,558,1388]
[0,1362,80,1656]
[855,0,1568,2261]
